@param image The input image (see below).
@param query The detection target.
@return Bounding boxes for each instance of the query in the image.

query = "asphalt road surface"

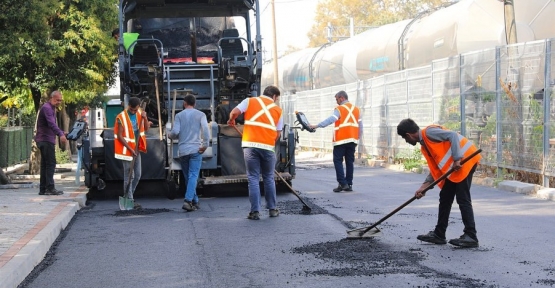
[20,158,555,288]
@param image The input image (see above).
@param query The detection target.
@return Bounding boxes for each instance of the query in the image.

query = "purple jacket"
[34,102,64,144]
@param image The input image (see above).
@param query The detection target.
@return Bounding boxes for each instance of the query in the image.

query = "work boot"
[192,201,200,210]
[133,202,142,209]
[269,209,280,217]
[51,188,64,195]
[182,200,196,212]
[333,184,349,192]
[247,211,260,220]
[417,231,447,244]
[42,188,63,196]
[343,185,353,192]
[448,234,479,248]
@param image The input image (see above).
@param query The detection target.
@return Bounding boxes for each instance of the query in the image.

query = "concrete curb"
[537,188,555,200]
[2,164,26,175]
[0,182,37,189]
[0,202,79,288]
[497,180,538,195]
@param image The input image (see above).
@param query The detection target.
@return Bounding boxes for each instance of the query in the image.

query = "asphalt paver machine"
[82,0,297,198]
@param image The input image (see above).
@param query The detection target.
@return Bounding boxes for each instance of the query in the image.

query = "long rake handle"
[167,90,177,182]
[230,125,311,209]
[154,70,163,141]
[273,167,311,209]
[355,149,482,235]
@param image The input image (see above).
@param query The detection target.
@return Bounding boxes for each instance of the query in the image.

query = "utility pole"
[503,0,517,45]
[271,0,279,87]
[500,0,524,173]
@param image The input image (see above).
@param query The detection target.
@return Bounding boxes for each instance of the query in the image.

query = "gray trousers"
[122,153,142,199]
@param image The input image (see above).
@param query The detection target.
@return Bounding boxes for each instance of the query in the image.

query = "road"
[19,157,555,288]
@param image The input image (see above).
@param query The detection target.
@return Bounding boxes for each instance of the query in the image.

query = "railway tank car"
[263,0,555,93]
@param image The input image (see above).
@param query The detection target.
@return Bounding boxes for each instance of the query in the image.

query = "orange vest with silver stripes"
[420,125,481,188]
[243,96,282,151]
[114,110,147,161]
[333,102,360,146]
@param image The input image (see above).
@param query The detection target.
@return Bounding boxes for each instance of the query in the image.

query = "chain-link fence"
[282,38,555,187]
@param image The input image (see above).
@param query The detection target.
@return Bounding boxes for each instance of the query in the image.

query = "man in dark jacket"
[35,91,67,195]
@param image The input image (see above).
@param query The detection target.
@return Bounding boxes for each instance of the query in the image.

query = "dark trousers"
[332,142,357,186]
[37,141,56,192]
[434,164,478,241]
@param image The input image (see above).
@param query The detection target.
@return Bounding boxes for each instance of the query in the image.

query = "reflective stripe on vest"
[243,97,282,151]
[333,102,360,146]
[114,110,147,161]
[420,126,481,188]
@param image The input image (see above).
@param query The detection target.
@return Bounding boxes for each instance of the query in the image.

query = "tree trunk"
[28,139,41,175]
[29,86,42,175]
[31,86,42,113]
[58,105,72,154]
[0,169,11,184]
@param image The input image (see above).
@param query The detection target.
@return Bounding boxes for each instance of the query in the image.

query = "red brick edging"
[0,202,70,268]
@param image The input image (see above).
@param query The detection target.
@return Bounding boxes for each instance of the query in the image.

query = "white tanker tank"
[264,0,555,93]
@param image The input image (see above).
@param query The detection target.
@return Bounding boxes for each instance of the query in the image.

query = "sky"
[257,0,320,58]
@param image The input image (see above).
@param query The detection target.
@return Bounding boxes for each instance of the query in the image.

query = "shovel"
[346,149,482,239]
[119,155,137,211]
[118,102,146,211]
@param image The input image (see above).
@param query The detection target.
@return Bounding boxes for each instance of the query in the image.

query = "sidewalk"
[0,163,87,288]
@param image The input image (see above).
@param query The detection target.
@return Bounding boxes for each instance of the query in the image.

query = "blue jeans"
[333,142,357,186]
[243,147,277,213]
[122,153,142,199]
[179,152,202,203]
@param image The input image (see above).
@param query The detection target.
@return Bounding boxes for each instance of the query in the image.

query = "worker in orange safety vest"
[227,85,283,221]
[114,97,151,207]
[309,90,362,193]
[397,118,481,248]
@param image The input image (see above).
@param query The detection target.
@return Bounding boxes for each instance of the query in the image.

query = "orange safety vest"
[114,110,147,161]
[420,125,481,188]
[333,102,360,146]
[242,96,282,151]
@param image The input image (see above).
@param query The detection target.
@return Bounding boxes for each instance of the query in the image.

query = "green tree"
[0,0,118,112]
[0,0,118,173]
[308,0,452,47]
[47,0,118,106]
[0,0,58,103]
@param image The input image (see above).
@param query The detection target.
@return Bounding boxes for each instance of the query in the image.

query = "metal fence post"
[460,54,466,136]
[542,39,552,187]
[495,46,502,179]
[357,80,362,160]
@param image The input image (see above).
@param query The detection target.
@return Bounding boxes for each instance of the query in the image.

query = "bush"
[55,146,72,164]
[395,149,425,171]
